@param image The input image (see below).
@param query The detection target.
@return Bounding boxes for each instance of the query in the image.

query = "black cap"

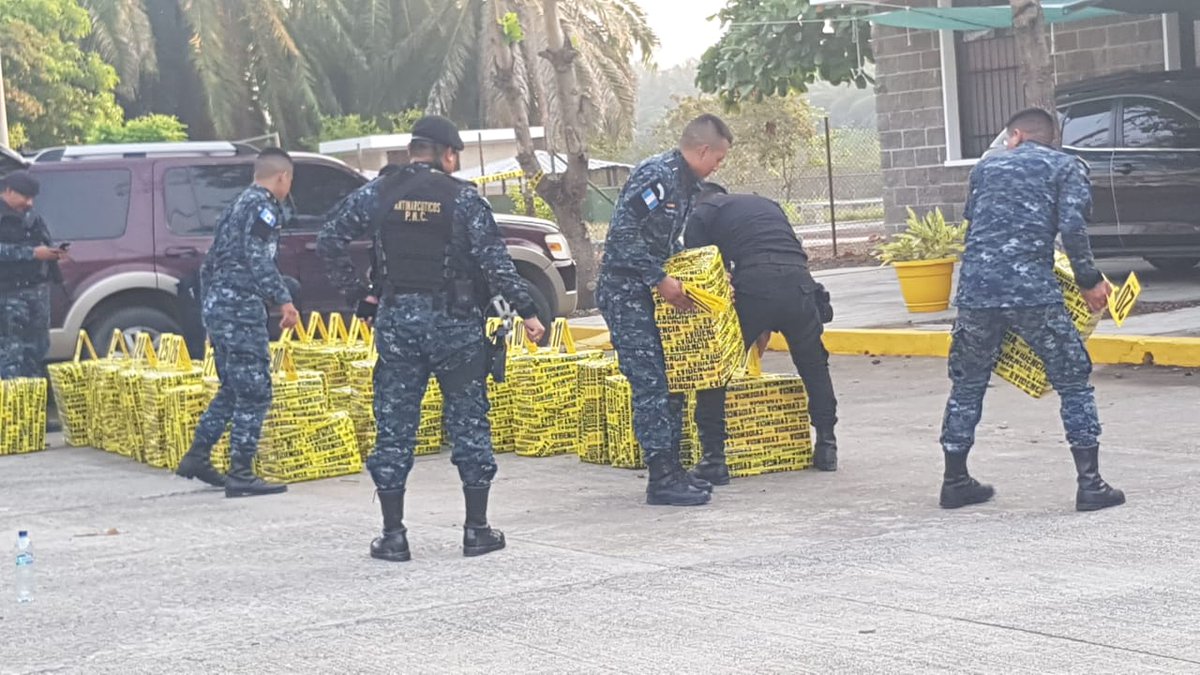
[3,170,39,198]
[411,115,465,152]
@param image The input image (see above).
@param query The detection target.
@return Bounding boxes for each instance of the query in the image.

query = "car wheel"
[1145,257,1200,273]
[87,306,182,357]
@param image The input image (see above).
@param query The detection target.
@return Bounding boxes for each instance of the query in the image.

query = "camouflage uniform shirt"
[956,141,1103,309]
[200,184,292,311]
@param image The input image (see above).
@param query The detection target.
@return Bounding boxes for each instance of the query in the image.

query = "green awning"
[867,3,1123,31]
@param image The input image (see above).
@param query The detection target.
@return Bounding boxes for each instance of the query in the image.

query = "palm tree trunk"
[489,1,540,217]
[537,0,597,308]
[1010,0,1056,139]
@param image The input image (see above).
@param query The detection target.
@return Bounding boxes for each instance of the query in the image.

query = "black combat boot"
[813,427,838,472]
[689,442,730,487]
[370,488,411,562]
[175,446,226,488]
[224,455,288,498]
[646,456,711,506]
[462,485,506,557]
[1071,446,1126,512]
[939,450,995,509]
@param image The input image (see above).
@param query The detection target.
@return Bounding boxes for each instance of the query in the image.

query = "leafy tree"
[300,109,424,150]
[696,0,874,105]
[1,0,123,149]
[88,114,188,143]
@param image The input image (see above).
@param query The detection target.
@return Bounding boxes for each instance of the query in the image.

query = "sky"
[637,0,729,67]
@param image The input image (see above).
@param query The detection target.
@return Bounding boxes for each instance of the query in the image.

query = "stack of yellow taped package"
[139,335,205,469]
[110,332,163,462]
[485,316,531,455]
[0,377,47,455]
[162,382,215,470]
[87,330,139,455]
[577,357,619,464]
[994,252,1103,398]
[288,314,374,390]
[511,319,602,457]
[655,246,744,392]
[723,349,813,477]
[208,338,362,481]
[47,331,102,447]
[603,373,701,470]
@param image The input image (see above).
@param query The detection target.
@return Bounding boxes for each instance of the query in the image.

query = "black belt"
[737,253,803,267]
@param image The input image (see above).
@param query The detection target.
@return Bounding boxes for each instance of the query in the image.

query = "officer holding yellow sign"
[939,108,1124,513]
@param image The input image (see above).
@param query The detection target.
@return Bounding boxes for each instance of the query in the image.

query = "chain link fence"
[711,119,885,263]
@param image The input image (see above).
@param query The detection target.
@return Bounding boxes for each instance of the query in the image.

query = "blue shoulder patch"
[258,207,278,227]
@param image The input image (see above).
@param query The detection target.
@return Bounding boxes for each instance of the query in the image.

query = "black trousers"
[694,288,839,454]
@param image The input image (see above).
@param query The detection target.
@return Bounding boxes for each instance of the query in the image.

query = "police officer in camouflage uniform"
[175,148,301,498]
[598,114,732,507]
[317,115,545,562]
[685,183,841,482]
[0,171,65,379]
[940,108,1124,513]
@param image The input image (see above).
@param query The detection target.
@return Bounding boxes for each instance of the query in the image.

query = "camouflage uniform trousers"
[596,276,685,463]
[368,295,497,491]
[941,304,1101,454]
[188,297,273,463]
[0,285,50,379]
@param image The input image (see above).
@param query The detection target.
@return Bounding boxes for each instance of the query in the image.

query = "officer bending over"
[685,183,840,482]
[317,115,545,562]
[939,108,1123,513]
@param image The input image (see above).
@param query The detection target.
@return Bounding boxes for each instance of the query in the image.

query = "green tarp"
[866,3,1123,31]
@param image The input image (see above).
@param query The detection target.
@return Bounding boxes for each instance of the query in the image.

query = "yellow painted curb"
[574,325,1200,368]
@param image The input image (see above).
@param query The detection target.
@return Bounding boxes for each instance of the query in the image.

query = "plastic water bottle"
[14,531,33,604]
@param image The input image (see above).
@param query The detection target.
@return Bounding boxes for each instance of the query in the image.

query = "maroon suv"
[17,143,577,359]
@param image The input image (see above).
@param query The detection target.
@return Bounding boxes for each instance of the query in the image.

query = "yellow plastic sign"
[1105,271,1142,327]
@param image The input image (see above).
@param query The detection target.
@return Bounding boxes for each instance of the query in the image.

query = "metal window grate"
[954,0,1026,158]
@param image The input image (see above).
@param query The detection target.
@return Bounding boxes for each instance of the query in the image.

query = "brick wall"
[875,9,1189,227]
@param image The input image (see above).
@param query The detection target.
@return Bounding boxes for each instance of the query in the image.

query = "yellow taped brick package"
[488,375,515,454]
[0,378,47,455]
[511,350,602,457]
[47,331,101,447]
[577,358,619,464]
[993,252,1103,398]
[162,384,215,470]
[724,373,813,477]
[655,246,744,392]
[602,373,701,470]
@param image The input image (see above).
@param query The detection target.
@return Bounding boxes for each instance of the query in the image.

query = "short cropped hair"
[254,147,293,179]
[408,139,448,161]
[681,114,734,150]
[1006,108,1057,143]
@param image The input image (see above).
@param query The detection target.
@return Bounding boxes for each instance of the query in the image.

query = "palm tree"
[80,0,327,144]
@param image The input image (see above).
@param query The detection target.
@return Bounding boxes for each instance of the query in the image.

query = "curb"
[570,326,1200,368]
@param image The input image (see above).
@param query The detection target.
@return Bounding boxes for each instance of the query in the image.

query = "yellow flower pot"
[891,258,956,313]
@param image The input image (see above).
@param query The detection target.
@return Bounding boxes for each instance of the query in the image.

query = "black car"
[984,70,1200,272]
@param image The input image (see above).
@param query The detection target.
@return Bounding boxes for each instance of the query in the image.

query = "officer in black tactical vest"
[0,171,66,379]
[318,115,545,562]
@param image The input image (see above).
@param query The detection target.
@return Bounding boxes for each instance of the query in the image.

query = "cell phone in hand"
[57,242,71,251]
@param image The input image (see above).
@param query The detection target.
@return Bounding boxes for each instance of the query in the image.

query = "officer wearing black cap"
[0,170,66,379]
[684,183,841,479]
[318,115,546,563]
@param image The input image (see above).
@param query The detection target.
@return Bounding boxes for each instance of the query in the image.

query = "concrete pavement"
[3,355,1199,673]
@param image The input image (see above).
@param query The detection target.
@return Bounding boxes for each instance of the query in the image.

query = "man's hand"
[657,276,696,312]
[279,302,300,330]
[355,295,379,325]
[523,316,546,344]
[755,331,771,356]
[1082,280,1112,313]
[33,246,67,262]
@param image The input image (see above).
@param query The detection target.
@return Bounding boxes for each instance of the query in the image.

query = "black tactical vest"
[0,208,46,290]
[373,165,462,295]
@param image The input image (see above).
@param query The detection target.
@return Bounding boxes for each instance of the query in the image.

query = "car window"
[1120,97,1200,150]
[34,169,131,240]
[164,164,253,237]
[1061,100,1113,149]
[290,163,363,222]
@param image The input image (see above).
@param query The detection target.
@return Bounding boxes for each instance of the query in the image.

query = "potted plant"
[873,207,967,313]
